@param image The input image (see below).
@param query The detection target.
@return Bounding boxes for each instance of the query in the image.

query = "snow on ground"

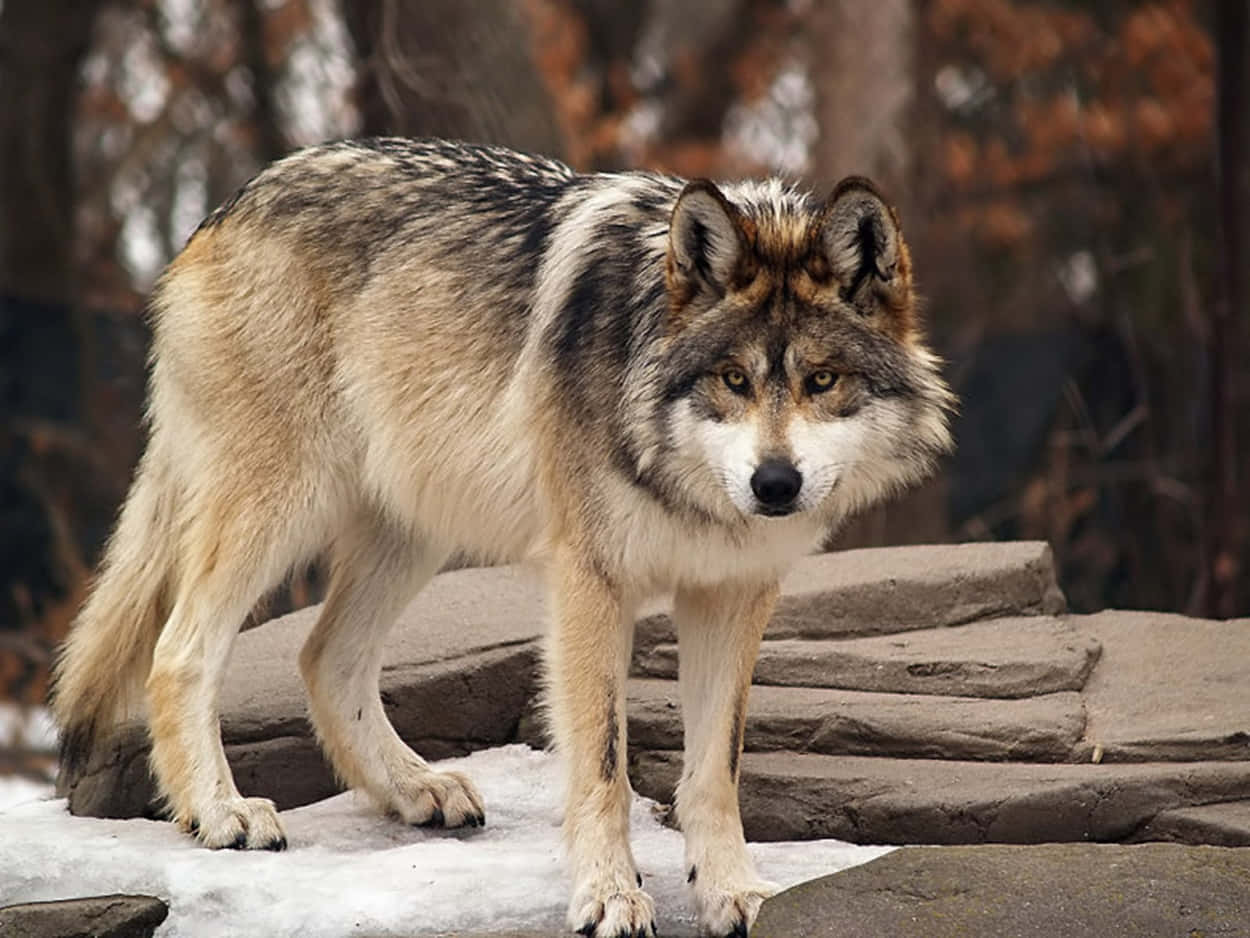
[0,702,57,811]
[0,702,57,752]
[0,774,53,811]
[0,744,893,936]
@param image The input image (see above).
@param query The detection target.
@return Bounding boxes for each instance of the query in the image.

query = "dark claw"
[188,819,199,835]
[229,831,248,850]
[264,835,287,852]
[464,813,479,828]
[418,806,445,828]
[577,923,596,936]
[476,811,486,827]
[636,872,642,888]
[687,865,697,884]
[730,920,748,938]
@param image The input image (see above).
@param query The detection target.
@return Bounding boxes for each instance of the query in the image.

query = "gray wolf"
[53,138,954,937]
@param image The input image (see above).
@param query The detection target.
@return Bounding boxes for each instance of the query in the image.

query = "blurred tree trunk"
[236,0,286,163]
[1208,0,1249,617]
[809,0,940,552]
[807,0,914,198]
[344,0,565,157]
[634,0,752,142]
[0,0,102,655]
[0,0,102,304]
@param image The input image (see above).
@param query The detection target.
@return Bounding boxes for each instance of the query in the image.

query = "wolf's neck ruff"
[52,138,953,938]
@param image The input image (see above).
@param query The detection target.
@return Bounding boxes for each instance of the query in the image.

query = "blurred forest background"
[1,0,1247,730]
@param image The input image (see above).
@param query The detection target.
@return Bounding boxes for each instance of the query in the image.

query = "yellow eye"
[723,369,749,394]
[807,370,838,393]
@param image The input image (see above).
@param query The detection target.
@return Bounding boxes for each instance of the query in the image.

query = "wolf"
[53,137,953,937]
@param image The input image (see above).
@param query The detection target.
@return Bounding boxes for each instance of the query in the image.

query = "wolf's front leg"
[548,549,655,938]
[675,580,781,937]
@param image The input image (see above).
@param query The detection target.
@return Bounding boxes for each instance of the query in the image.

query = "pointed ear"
[667,180,754,299]
[814,176,912,317]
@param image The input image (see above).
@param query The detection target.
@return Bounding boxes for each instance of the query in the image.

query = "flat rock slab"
[631,751,1250,844]
[1073,611,1250,762]
[634,540,1065,652]
[223,564,549,743]
[0,895,168,938]
[637,617,1101,699]
[64,565,549,816]
[64,543,1066,819]
[627,679,1086,762]
[1136,800,1250,847]
[753,843,1250,938]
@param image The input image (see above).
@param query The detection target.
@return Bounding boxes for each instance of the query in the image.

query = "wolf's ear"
[667,180,754,299]
[814,176,912,318]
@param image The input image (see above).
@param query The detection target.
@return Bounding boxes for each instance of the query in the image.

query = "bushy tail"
[52,450,177,790]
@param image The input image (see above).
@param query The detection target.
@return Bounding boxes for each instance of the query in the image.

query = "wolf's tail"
[52,448,177,790]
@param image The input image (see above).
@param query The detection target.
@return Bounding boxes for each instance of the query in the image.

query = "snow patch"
[0,775,53,812]
[0,703,58,752]
[0,745,892,936]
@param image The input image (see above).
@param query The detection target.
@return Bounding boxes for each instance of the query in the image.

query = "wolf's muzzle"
[751,460,802,515]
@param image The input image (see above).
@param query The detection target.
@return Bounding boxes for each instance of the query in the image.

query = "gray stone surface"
[223,564,548,743]
[229,643,542,810]
[638,617,1101,699]
[65,565,548,817]
[1135,800,1250,847]
[64,544,1250,854]
[627,679,1086,762]
[631,750,1250,844]
[63,724,160,820]
[66,545,1068,817]
[0,895,168,938]
[753,844,1250,938]
[1073,610,1250,762]
[633,540,1064,653]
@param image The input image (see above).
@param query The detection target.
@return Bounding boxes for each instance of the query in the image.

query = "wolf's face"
[656,177,954,524]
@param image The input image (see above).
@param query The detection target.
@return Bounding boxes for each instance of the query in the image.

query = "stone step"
[0,895,168,938]
[64,564,549,817]
[753,844,1250,938]
[630,750,1250,845]
[1070,611,1250,763]
[634,541,1065,652]
[1133,800,1250,847]
[64,544,1066,819]
[626,679,1086,762]
[637,617,1101,699]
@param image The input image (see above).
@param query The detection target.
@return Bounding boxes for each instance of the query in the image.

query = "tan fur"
[673,579,780,932]
[545,545,653,932]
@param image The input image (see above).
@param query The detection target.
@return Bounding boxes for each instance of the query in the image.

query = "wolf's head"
[647,175,954,526]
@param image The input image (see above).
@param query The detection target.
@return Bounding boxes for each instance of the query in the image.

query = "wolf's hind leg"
[299,510,484,828]
[675,579,781,937]
[146,493,310,850]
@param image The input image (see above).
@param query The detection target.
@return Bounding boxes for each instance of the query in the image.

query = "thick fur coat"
[54,138,954,937]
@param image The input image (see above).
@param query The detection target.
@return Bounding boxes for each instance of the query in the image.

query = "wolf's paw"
[388,769,485,829]
[568,881,657,938]
[692,877,780,937]
[187,796,287,851]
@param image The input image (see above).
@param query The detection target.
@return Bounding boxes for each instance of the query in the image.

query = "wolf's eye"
[806,370,838,394]
[723,369,750,394]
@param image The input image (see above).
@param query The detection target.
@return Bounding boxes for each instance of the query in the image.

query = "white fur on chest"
[601,477,824,594]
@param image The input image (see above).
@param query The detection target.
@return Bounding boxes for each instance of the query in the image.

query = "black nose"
[750,460,802,509]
